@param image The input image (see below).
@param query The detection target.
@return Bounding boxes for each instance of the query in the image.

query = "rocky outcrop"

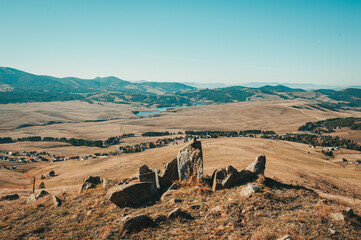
[120,214,156,236]
[80,176,101,192]
[211,159,264,191]
[177,139,203,181]
[0,194,19,201]
[246,155,266,175]
[107,182,159,207]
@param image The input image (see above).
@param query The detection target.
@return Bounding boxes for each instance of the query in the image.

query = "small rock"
[331,212,344,221]
[168,208,194,220]
[120,214,155,236]
[241,183,259,197]
[0,193,19,201]
[329,228,338,235]
[27,194,37,203]
[211,205,222,213]
[153,214,167,224]
[169,198,183,204]
[80,176,101,192]
[36,190,49,199]
[344,207,354,217]
[53,195,62,207]
[277,235,292,240]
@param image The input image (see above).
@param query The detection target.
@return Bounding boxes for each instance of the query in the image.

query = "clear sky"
[1,0,360,85]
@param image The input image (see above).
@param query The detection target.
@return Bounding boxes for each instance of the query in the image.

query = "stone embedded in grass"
[27,194,37,203]
[168,208,194,220]
[36,190,49,199]
[107,182,159,207]
[0,194,19,201]
[53,195,62,207]
[331,212,344,221]
[277,235,292,240]
[246,155,266,175]
[241,183,260,197]
[120,214,156,236]
[80,176,101,192]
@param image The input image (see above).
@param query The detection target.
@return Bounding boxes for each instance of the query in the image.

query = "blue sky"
[1,0,360,85]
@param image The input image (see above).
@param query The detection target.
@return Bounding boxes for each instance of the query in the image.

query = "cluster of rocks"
[104,138,267,208]
[106,138,204,207]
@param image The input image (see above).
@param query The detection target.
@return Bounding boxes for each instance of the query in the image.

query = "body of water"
[135,103,202,116]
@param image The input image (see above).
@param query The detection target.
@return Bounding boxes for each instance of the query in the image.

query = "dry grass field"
[0,100,360,192]
[1,100,360,141]
[1,100,361,239]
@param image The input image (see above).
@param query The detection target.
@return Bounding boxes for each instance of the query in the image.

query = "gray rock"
[53,195,62,207]
[212,169,226,191]
[245,155,266,175]
[159,158,179,188]
[177,139,203,181]
[120,214,155,236]
[222,166,240,188]
[107,182,159,207]
[168,208,194,220]
[277,235,292,240]
[0,194,19,201]
[241,183,260,197]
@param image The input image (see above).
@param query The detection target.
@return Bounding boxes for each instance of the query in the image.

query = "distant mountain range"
[0,67,360,108]
[0,67,195,94]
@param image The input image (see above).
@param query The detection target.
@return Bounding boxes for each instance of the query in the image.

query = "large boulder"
[159,158,179,188]
[177,139,203,181]
[120,214,156,236]
[80,176,101,192]
[107,182,159,207]
[246,155,266,175]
